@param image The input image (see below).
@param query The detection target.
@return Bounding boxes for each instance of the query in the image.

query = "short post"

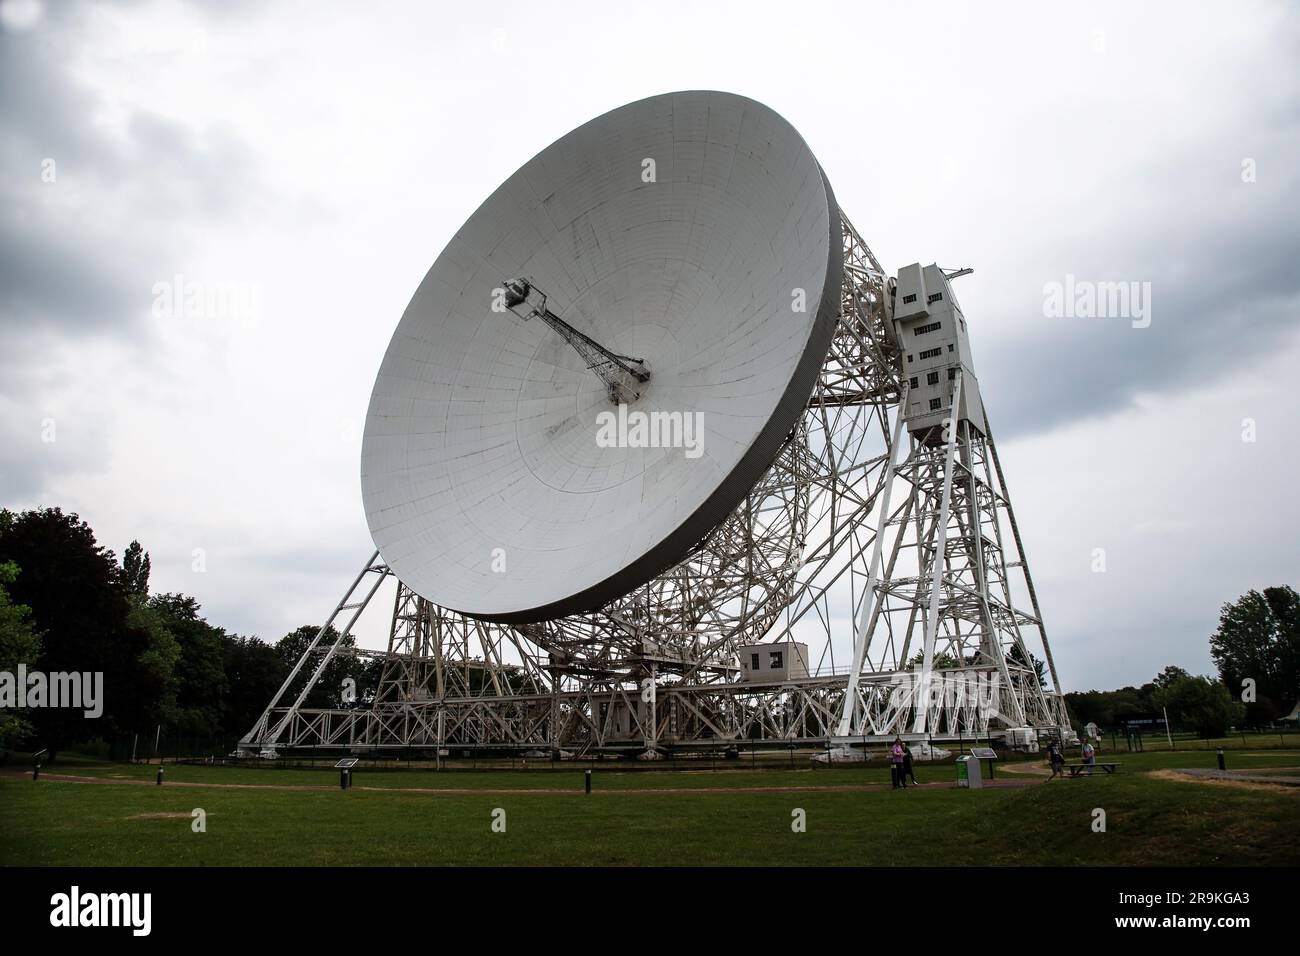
[1216,748,1226,772]
[32,761,40,781]
[340,768,349,790]
[584,769,592,794]
[156,766,164,786]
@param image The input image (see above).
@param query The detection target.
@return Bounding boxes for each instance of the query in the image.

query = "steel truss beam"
[242,212,1069,755]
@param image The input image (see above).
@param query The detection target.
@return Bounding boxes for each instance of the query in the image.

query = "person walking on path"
[1047,739,1064,778]
[890,737,906,789]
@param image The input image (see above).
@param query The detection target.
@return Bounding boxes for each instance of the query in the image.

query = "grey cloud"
[0,9,272,338]
[0,333,117,501]
[1,2,280,506]
[977,147,1300,439]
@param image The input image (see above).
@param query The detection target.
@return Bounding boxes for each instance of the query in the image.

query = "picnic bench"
[1061,762,1119,777]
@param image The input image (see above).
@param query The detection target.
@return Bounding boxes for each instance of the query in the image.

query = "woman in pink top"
[890,737,906,789]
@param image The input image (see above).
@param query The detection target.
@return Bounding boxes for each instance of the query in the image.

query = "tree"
[115,540,178,734]
[119,602,181,735]
[906,650,965,670]
[121,541,151,600]
[1210,586,1300,724]
[1154,665,1191,689]
[0,508,143,754]
[0,561,43,753]
[1007,643,1049,689]
[275,625,378,708]
[147,593,229,737]
[1155,675,1244,739]
[221,635,288,740]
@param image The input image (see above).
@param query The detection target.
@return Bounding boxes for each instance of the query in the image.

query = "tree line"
[1,506,1296,755]
[1064,586,1299,737]
[0,508,379,757]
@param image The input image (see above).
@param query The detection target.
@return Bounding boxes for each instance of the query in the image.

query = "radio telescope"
[244,91,1071,757]
[360,91,840,623]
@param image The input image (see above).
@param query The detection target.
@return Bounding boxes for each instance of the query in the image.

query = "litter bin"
[956,755,983,790]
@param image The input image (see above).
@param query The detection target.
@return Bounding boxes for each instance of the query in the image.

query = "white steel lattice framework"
[241,212,1071,755]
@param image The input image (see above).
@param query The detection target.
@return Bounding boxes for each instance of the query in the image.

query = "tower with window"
[891,263,987,439]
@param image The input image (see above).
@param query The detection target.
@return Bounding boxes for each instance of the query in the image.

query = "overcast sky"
[1,0,1297,692]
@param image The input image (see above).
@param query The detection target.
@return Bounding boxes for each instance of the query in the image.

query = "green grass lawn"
[16,760,949,790]
[2,754,1297,866]
[12,745,1298,790]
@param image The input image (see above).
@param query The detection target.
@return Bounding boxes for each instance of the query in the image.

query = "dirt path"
[996,761,1051,776]
[1154,768,1300,792]
[1,768,1037,797]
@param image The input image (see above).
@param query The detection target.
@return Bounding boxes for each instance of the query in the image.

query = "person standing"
[890,737,906,789]
[902,741,918,786]
[1082,738,1096,767]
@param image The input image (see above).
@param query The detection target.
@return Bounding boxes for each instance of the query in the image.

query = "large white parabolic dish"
[361,91,840,623]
